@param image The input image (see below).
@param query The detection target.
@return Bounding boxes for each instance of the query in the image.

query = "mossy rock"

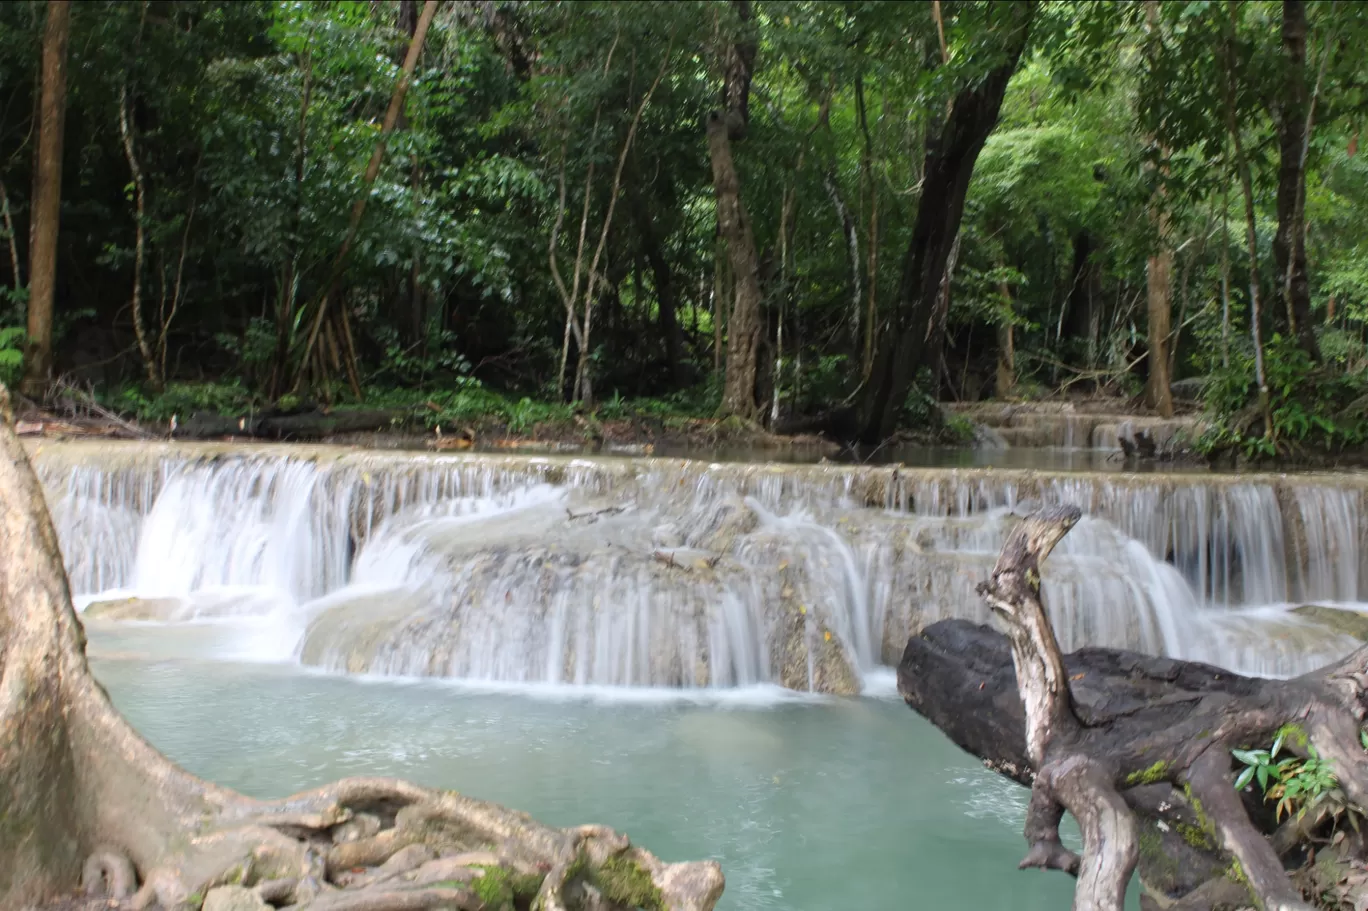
[469,865,545,911]
[587,855,665,911]
[1293,604,1368,642]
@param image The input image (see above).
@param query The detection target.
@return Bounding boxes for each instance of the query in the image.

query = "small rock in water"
[203,886,270,911]
[651,522,683,548]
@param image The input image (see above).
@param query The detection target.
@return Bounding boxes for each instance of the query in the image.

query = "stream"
[29,440,1368,910]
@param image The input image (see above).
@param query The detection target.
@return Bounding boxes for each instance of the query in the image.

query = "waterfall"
[32,441,1368,691]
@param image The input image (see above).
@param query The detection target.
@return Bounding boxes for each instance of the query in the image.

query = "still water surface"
[90,625,1103,911]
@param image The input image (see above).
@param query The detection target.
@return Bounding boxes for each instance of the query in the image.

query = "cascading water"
[33,441,1368,691]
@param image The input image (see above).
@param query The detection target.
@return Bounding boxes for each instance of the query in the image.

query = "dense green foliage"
[2,0,1366,452]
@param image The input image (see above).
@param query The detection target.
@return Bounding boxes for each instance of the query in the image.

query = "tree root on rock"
[898,503,1368,911]
[0,380,724,911]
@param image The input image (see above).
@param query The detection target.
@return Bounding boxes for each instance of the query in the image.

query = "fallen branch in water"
[900,504,1368,911]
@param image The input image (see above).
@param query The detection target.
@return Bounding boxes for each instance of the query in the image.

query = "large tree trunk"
[854,2,1033,444]
[896,505,1368,911]
[0,383,725,911]
[710,0,764,423]
[1273,0,1319,361]
[19,0,71,400]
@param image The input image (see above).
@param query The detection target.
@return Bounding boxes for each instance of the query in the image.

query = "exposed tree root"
[899,504,1368,911]
[0,380,724,911]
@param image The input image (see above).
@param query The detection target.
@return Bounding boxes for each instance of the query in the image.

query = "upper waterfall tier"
[30,441,1368,690]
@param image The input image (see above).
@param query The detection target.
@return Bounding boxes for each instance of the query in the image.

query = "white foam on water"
[37,445,1368,688]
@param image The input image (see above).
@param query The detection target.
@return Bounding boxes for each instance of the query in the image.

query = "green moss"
[471,865,545,911]
[186,893,204,910]
[1177,784,1219,851]
[588,855,665,911]
[1125,761,1170,786]
[1175,822,1215,851]
[1277,722,1310,749]
[1225,858,1248,886]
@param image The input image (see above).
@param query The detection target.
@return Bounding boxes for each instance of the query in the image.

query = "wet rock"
[203,886,270,911]
[1293,604,1368,642]
[770,607,860,696]
[82,597,181,622]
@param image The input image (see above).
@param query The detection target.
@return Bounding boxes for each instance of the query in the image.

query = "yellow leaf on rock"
[798,605,807,615]
[823,631,832,642]
[778,560,789,571]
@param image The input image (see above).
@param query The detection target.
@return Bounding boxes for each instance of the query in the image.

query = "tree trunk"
[996,279,1016,398]
[1062,233,1099,372]
[708,116,764,422]
[398,0,425,350]
[0,382,725,911]
[1222,0,1273,436]
[1273,0,1318,361]
[118,24,163,393]
[897,504,1368,911]
[855,2,1033,444]
[823,171,861,357]
[636,201,685,389]
[1144,244,1173,417]
[20,0,71,400]
[1142,1,1174,418]
[711,0,763,422]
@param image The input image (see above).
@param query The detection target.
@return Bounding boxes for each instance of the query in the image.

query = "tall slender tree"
[19,0,71,399]
[1272,0,1319,360]
[1142,0,1173,418]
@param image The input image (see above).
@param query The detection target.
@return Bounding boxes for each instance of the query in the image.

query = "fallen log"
[899,505,1368,911]
[173,408,406,441]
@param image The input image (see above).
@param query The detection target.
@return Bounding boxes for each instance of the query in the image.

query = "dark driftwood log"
[174,408,404,441]
[899,505,1368,911]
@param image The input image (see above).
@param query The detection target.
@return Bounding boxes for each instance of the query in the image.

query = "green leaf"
[1234,766,1255,790]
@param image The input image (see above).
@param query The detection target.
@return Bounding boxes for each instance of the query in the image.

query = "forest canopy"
[2,0,1366,453]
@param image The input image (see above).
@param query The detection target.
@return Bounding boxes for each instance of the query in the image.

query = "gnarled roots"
[79,777,722,911]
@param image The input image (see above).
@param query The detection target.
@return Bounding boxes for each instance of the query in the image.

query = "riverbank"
[15,382,1368,470]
